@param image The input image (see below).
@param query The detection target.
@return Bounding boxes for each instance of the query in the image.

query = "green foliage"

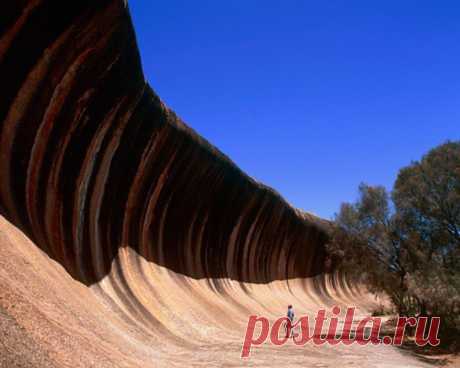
[329,141,460,349]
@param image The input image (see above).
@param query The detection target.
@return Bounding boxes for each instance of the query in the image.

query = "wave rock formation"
[0,1,419,367]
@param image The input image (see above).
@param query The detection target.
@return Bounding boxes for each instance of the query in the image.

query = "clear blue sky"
[128,0,459,219]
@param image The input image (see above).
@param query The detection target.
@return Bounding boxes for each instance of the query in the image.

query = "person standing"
[286,305,295,337]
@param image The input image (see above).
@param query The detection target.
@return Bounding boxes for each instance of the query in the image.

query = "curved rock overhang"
[0,0,330,286]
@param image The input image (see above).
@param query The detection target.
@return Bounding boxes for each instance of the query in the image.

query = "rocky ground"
[1,216,456,367]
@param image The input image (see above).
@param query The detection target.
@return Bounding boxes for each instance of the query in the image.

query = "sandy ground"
[0,215,456,367]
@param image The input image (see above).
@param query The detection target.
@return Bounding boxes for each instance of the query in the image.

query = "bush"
[329,141,460,351]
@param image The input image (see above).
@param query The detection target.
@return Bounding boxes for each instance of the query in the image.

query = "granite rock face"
[0,2,381,367]
[0,0,329,286]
